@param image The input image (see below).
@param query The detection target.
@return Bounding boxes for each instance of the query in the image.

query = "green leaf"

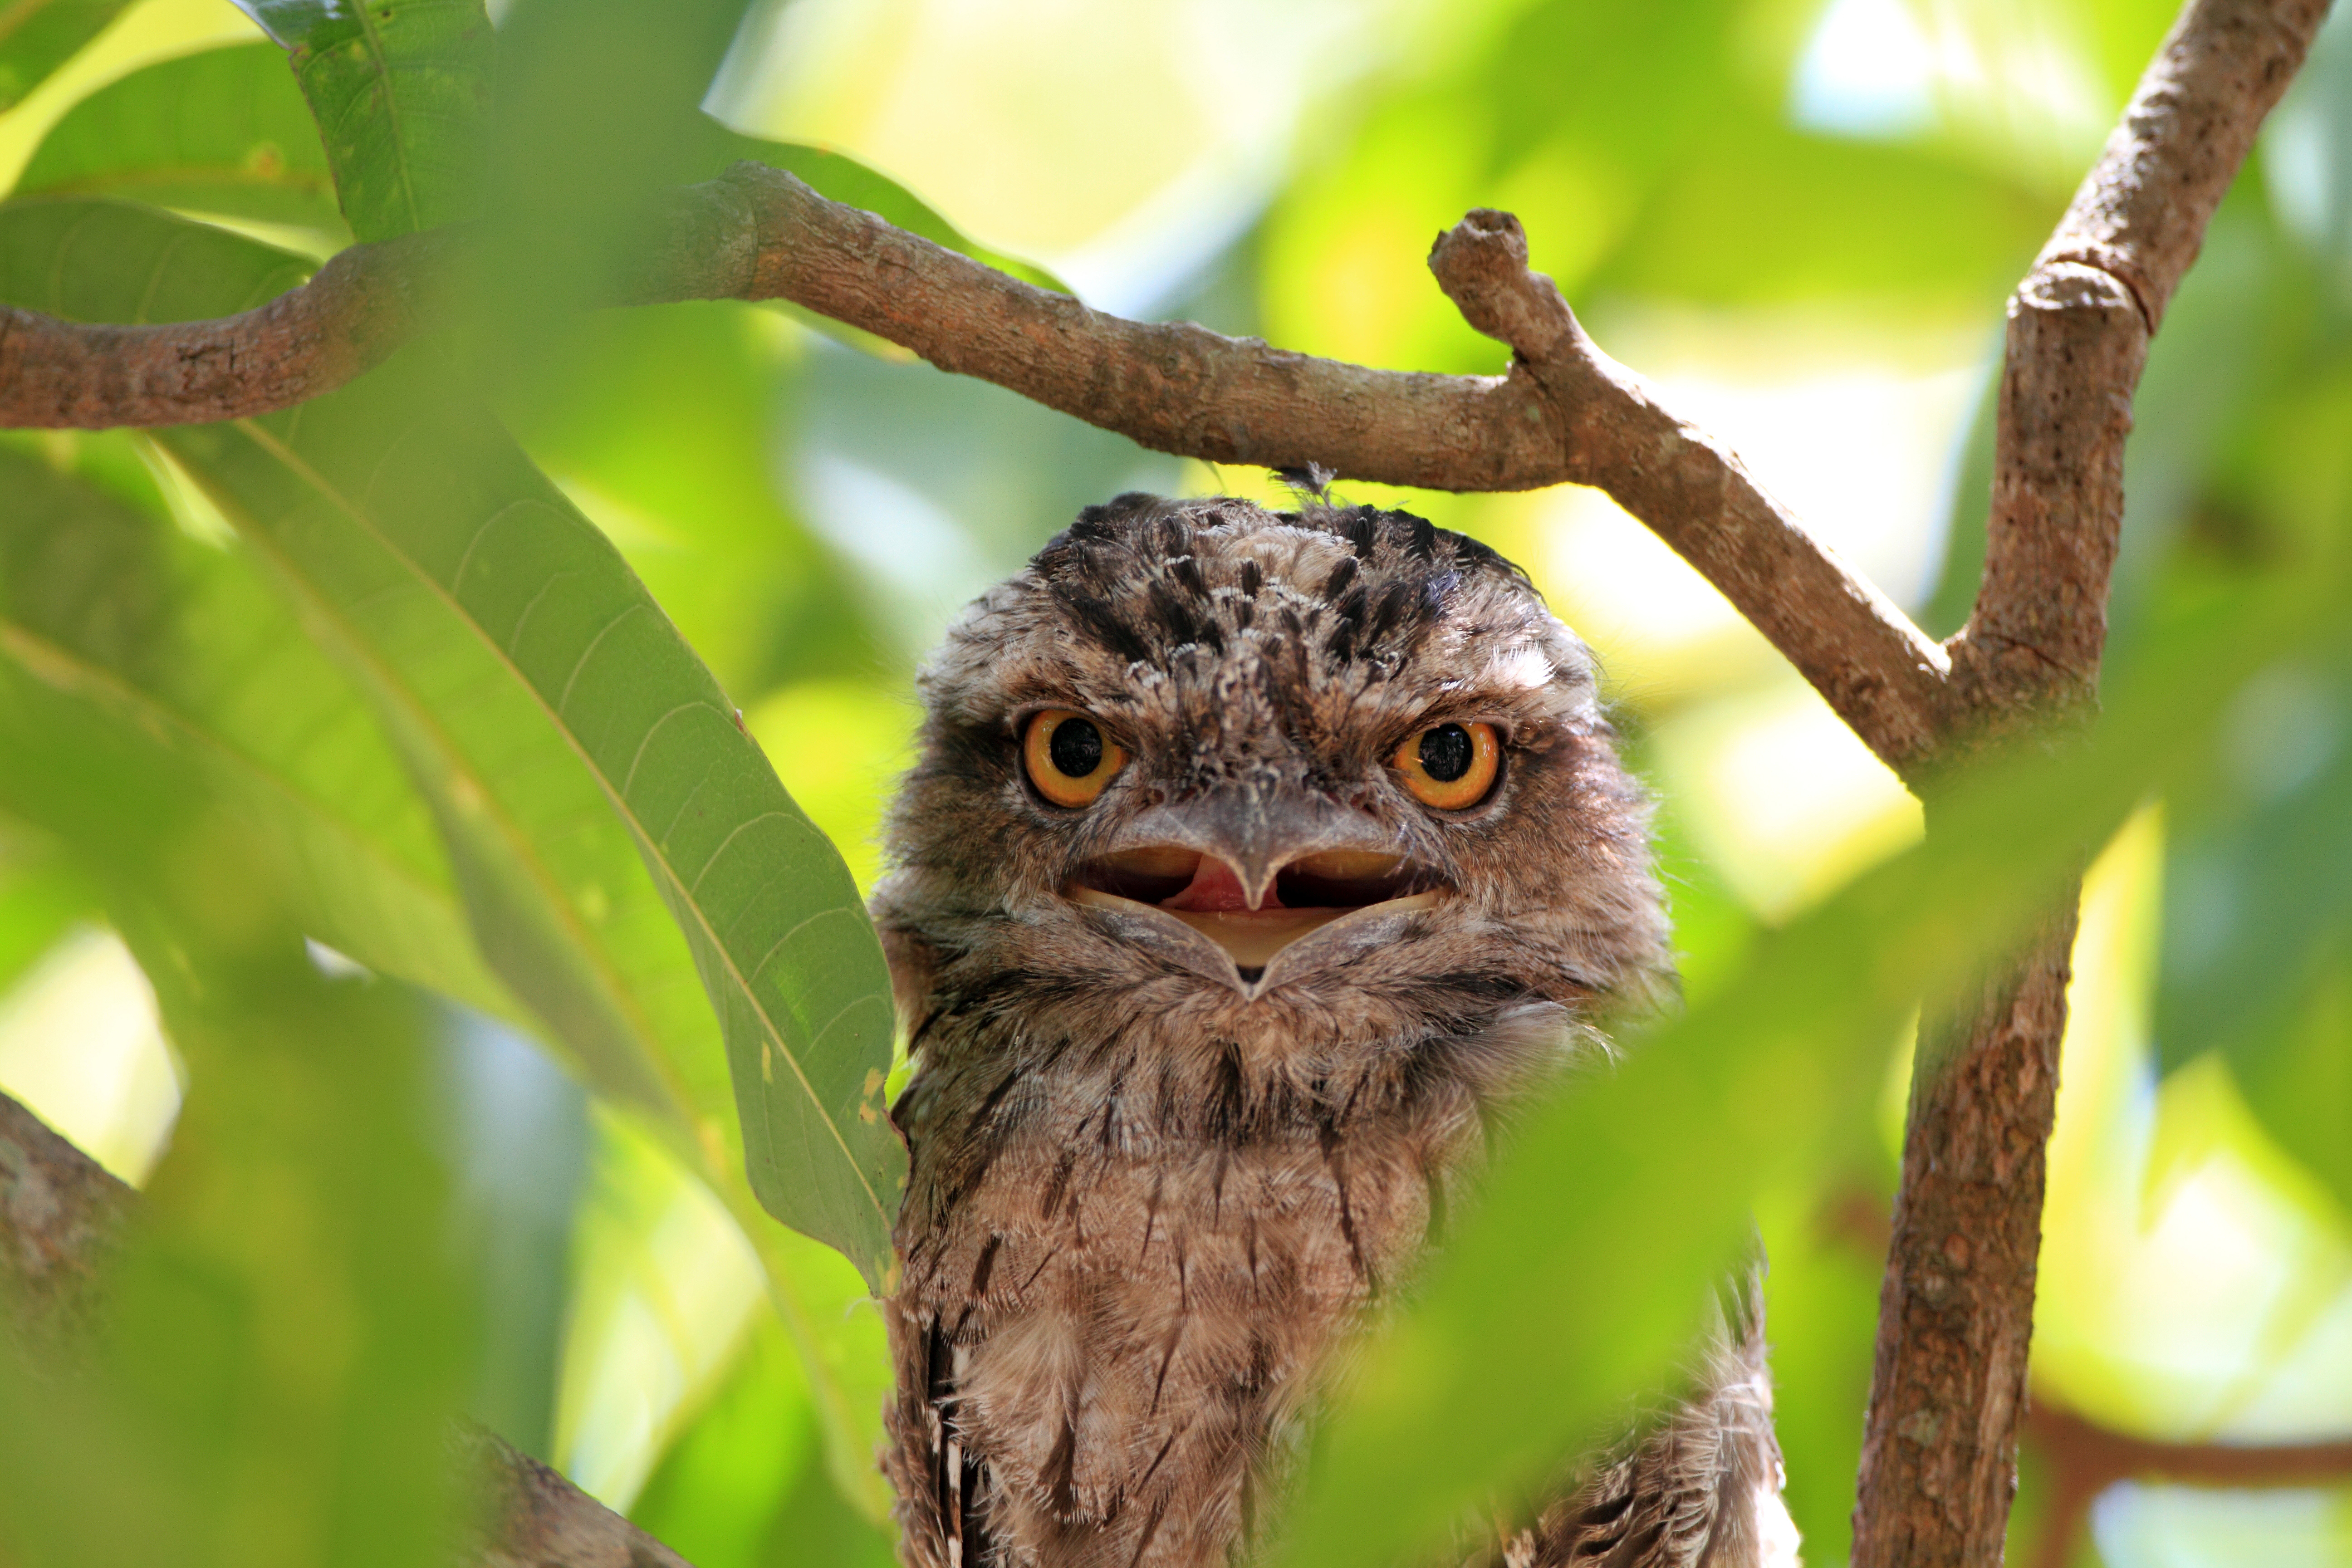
[173,375,903,1283]
[1276,572,2337,1568]
[630,1313,900,1568]
[0,194,309,315]
[0,0,134,113]
[498,302,882,700]
[1594,118,2049,309]
[230,0,493,241]
[12,42,346,237]
[0,436,516,1022]
[0,198,906,1287]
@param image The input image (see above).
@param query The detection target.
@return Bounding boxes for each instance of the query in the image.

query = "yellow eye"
[1024,709,1127,808]
[1394,721,1500,810]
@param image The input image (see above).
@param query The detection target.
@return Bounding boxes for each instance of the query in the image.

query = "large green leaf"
[0,198,905,1286]
[172,374,903,1281]
[1275,572,2336,1568]
[0,0,133,112]
[230,0,492,241]
[0,195,307,315]
[497,302,880,701]
[0,437,515,1022]
[10,42,345,236]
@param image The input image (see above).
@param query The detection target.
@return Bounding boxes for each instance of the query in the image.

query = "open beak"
[1065,799,1446,983]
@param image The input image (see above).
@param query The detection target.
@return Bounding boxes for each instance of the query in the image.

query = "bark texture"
[1850,915,2079,1568]
[1852,3,2332,1564]
[0,1089,692,1568]
[0,1087,133,1362]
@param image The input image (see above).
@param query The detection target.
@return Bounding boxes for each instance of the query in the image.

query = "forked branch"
[0,165,1944,772]
[1854,3,2330,1566]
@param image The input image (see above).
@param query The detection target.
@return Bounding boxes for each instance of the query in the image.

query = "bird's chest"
[890,1051,1456,1564]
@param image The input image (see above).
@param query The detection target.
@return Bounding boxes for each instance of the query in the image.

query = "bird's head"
[872,493,1668,1068]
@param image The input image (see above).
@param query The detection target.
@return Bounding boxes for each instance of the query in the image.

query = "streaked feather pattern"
[874,495,1793,1568]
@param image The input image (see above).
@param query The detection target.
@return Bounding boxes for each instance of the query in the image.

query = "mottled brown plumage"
[873,494,1793,1568]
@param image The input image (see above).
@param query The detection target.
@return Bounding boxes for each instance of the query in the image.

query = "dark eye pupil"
[1420,724,1473,782]
[1049,717,1104,778]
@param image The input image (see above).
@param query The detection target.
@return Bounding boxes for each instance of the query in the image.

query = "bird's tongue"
[1159,855,1279,913]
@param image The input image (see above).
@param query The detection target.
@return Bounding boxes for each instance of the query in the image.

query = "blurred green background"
[2,0,2350,1564]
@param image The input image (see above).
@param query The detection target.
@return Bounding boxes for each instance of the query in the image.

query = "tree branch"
[0,229,455,432]
[1854,3,2331,1565]
[0,1088,694,1568]
[0,169,1947,774]
[0,1085,132,1363]
[1948,0,2330,728]
[1426,210,1951,770]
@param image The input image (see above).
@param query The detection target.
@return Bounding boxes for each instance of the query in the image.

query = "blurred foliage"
[13,41,345,235]
[0,893,476,1568]
[3,0,2352,1566]
[0,0,137,112]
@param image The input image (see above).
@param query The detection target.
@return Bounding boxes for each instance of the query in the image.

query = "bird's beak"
[1067,791,1444,989]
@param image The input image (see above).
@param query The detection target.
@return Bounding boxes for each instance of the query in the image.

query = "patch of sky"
[2094,1482,2352,1568]
[1789,0,1937,140]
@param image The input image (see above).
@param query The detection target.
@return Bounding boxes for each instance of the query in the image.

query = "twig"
[0,172,1946,774]
[1851,4,2332,1566]
[0,1089,695,1568]
[1426,210,1951,771]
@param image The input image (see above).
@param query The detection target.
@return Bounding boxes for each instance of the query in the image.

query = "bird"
[870,491,1797,1568]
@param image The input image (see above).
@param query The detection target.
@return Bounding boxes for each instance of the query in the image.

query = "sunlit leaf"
[231,0,493,241]
[0,0,135,113]
[2231,957,2352,1215]
[11,42,344,236]
[627,1315,818,1567]
[0,441,515,1021]
[0,198,905,1285]
[556,1107,767,1511]
[497,302,880,701]
[631,1313,900,1568]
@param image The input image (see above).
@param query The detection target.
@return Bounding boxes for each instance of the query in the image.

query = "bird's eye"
[1024,709,1127,808]
[1394,721,1501,810]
